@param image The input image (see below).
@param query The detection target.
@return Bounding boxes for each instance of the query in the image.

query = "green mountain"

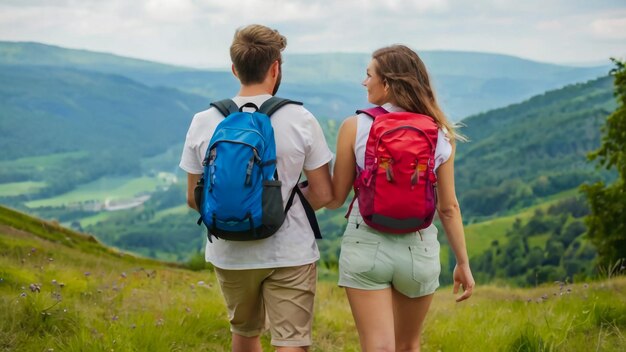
[0,65,206,160]
[0,41,610,120]
[0,64,207,196]
[456,75,616,218]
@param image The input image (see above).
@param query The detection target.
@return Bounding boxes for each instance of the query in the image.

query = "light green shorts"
[338,208,441,298]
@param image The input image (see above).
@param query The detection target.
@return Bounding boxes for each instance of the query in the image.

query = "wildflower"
[52,292,62,301]
[197,281,205,286]
[51,279,57,285]
[185,307,192,313]
[84,272,91,277]
[121,272,127,278]
[29,283,41,293]
[112,315,119,321]
[48,258,54,262]
[20,292,26,298]
[156,318,164,327]
[583,283,589,289]
[31,248,36,253]
[190,284,195,289]
[130,323,136,329]
[59,282,65,288]
[541,294,548,300]
[566,288,572,293]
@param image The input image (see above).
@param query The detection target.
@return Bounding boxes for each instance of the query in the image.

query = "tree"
[581,59,626,268]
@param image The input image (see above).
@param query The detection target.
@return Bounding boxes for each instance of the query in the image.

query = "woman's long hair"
[373,45,464,141]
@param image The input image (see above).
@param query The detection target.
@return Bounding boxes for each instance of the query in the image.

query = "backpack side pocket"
[262,180,284,234]
[194,176,204,214]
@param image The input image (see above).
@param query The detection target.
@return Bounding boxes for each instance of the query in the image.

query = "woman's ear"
[231,64,238,78]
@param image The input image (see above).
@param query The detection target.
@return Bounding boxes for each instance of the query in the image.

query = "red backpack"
[347,106,439,234]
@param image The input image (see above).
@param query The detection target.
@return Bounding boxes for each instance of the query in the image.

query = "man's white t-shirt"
[179,94,333,270]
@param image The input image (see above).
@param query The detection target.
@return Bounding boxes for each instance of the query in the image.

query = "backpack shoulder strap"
[210,99,239,117]
[258,96,303,117]
[356,106,389,119]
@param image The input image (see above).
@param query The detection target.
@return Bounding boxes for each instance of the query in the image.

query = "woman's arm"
[326,116,357,209]
[436,142,475,302]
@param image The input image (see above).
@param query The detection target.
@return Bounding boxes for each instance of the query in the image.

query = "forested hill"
[0,65,207,161]
[456,75,616,218]
[0,41,609,120]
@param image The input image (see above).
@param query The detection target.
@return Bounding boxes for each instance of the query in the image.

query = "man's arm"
[301,163,333,210]
[186,173,202,211]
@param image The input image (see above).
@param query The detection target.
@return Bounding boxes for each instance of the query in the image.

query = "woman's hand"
[453,263,475,302]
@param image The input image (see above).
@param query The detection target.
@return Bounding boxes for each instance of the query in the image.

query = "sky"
[0,0,625,69]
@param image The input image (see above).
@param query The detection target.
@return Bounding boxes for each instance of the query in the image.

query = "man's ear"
[231,64,239,78]
[271,60,280,78]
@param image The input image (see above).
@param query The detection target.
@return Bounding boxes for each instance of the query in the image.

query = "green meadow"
[1,206,624,351]
[0,181,46,197]
[24,176,171,208]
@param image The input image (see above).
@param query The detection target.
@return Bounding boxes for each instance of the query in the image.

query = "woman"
[326,45,475,351]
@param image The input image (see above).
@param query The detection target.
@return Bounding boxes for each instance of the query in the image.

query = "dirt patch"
[0,224,38,240]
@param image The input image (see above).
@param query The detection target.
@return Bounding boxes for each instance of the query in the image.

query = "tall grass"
[1,205,625,351]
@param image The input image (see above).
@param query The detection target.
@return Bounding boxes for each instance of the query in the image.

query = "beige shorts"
[214,263,317,347]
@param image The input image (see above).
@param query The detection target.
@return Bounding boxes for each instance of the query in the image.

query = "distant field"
[0,181,46,197]
[78,211,115,227]
[25,176,171,208]
[0,151,88,169]
[151,205,190,222]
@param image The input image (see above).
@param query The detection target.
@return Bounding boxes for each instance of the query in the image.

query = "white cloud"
[0,0,624,67]
[591,16,626,39]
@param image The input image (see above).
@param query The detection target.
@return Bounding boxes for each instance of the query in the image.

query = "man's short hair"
[230,24,287,85]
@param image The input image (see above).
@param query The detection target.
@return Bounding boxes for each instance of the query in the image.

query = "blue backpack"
[195,97,322,241]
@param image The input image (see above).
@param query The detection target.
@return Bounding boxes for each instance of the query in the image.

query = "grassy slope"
[463,189,580,258]
[1,205,625,351]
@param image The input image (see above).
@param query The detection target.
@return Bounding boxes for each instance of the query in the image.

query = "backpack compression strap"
[356,106,389,119]
[210,99,239,117]
[285,180,322,239]
[259,96,303,116]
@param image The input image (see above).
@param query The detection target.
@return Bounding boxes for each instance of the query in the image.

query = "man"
[179,24,333,351]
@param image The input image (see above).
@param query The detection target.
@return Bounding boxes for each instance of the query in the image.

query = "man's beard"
[272,69,282,95]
